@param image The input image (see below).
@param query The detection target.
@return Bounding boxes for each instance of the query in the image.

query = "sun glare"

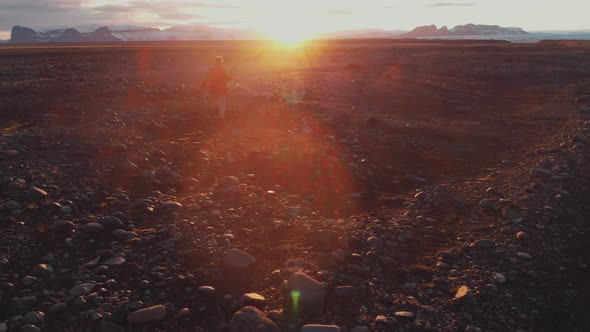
[251,3,323,46]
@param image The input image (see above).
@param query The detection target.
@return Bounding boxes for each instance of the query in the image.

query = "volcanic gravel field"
[1,40,590,332]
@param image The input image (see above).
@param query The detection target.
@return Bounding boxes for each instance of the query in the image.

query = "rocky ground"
[1,40,590,332]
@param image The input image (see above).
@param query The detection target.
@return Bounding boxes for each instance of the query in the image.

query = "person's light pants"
[216,96,227,118]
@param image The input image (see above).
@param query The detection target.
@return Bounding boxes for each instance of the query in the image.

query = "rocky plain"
[1,40,590,332]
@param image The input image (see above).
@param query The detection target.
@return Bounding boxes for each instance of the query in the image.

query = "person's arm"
[227,67,236,81]
[199,69,211,90]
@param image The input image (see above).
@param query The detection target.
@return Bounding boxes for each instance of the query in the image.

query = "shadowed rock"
[127,304,167,324]
[285,272,326,316]
[229,306,280,332]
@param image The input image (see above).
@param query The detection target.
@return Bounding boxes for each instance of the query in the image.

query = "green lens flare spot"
[291,290,301,317]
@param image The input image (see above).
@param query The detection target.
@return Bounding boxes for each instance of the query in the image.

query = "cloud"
[93,1,208,20]
[93,5,132,13]
[427,2,477,7]
[329,9,353,15]
[0,0,115,32]
[0,0,236,34]
[188,2,241,9]
[1,0,86,11]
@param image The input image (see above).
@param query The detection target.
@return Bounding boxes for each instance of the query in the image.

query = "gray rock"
[454,286,477,305]
[198,286,215,295]
[492,272,506,284]
[334,286,354,298]
[22,311,44,325]
[20,325,41,332]
[26,187,48,200]
[479,199,496,209]
[103,257,126,266]
[4,200,21,211]
[157,238,177,249]
[72,295,88,308]
[0,322,6,332]
[240,293,266,310]
[517,252,533,260]
[530,168,552,178]
[266,310,285,325]
[503,207,524,223]
[118,160,139,173]
[484,283,498,293]
[47,302,67,314]
[394,311,414,319]
[397,232,413,241]
[41,253,54,262]
[2,149,20,157]
[220,233,236,242]
[98,216,124,229]
[178,308,191,318]
[15,296,37,311]
[404,175,427,184]
[219,176,241,188]
[21,276,37,286]
[473,239,494,249]
[160,201,183,211]
[99,320,125,332]
[69,283,95,297]
[309,230,340,251]
[367,236,384,251]
[59,205,72,214]
[84,257,100,268]
[286,272,326,315]
[127,301,144,311]
[302,325,341,332]
[112,229,138,241]
[48,220,76,233]
[574,134,590,143]
[32,264,53,276]
[8,181,24,191]
[219,185,242,193]
[127,304,167,324]
[223,249,255,270]
[229,306,280,332]
[85,222,105,233]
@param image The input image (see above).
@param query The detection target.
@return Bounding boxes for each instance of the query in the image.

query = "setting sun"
[250,3,323,45]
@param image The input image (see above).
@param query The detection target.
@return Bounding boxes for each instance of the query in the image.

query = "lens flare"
[282,78,305,104]
[291,290,301,317]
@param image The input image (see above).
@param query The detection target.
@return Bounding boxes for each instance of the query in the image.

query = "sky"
[1,0,589,39]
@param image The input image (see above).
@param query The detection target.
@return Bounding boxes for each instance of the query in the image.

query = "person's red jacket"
[202,66,230,98]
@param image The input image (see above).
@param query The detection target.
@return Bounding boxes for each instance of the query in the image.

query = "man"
[201,56,232,118]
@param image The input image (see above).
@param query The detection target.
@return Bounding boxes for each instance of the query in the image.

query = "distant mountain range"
[6,23,590,44]
[8,25,268,43]
[10,26,123,43]
[400,24,527,38]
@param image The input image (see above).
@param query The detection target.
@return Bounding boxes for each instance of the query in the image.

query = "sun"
[250,3,323,46]
[267,28,313,46]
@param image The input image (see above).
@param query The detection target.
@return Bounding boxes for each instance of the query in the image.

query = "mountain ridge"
[10,26,122,43]
[9,23,533,43]
[401,24,528,38]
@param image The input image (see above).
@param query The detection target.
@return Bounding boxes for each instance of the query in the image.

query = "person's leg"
[217,95,227,118]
